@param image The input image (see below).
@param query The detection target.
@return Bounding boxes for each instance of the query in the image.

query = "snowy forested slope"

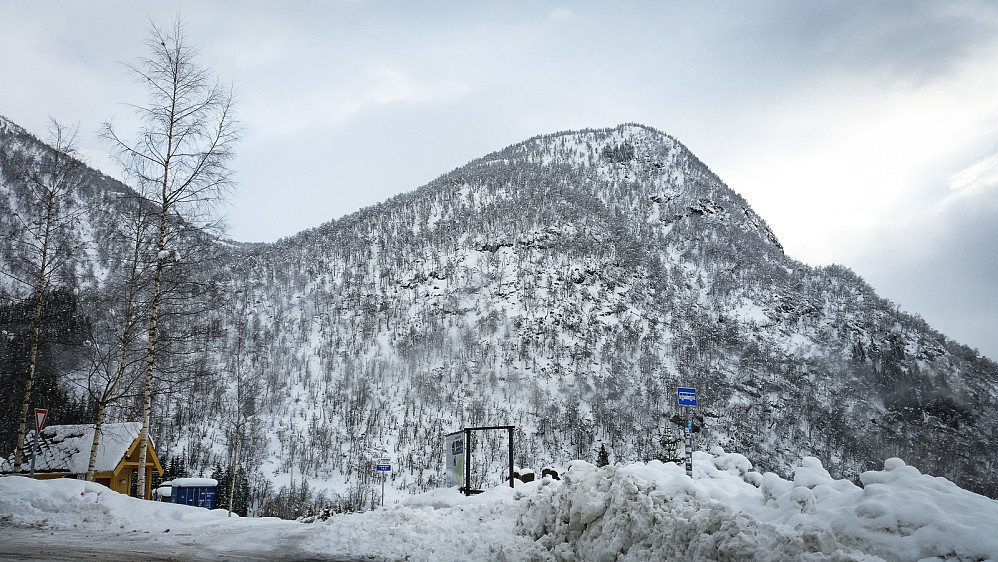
[2,117,997,514]
[220,124,998,508]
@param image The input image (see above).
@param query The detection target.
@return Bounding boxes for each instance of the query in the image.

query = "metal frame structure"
[456,425,515,496]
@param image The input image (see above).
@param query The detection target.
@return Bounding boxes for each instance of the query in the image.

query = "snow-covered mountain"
[2,117,996,512]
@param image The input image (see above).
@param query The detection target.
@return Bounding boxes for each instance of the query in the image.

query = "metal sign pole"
[685,406,692,477]
[464,428,472,497]
[29,430,38,478]
[374,457,391,506]
[507,427,514,489]
[677,388,696,478]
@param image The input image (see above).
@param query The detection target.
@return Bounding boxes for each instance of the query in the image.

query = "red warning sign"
[34,408,48,433]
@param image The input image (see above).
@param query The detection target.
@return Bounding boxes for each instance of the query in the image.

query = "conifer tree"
[596,443,610,467]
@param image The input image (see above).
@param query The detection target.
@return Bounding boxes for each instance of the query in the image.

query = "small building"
[0,422,163,499]
[171,477,218,509]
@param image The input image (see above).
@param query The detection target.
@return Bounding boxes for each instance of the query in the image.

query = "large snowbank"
[2,449,997,561]
[520,449,998,561]
[0,475,240,530]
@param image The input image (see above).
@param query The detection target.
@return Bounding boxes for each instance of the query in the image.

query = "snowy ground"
[3,449,997,561]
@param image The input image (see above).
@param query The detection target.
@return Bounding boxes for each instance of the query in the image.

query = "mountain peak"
[479,122,679,166]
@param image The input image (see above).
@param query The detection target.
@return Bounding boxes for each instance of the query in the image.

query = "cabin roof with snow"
[1,422,157,475]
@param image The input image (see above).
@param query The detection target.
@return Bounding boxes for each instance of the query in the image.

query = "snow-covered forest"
[3,113,997,520]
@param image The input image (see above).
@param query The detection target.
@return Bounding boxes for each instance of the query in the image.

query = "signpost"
[677,388,695,477]
[374,457,391,506]
[30,408,48,478]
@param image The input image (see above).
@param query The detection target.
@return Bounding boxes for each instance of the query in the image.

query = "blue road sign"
[678,387,697,407]
[376,464,391,471]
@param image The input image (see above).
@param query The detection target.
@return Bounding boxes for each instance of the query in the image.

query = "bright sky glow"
[1,1,996,358]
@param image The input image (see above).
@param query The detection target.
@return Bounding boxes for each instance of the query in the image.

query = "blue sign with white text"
[678,387,697,407]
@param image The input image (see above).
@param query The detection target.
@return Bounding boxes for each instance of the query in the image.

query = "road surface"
[0,523,372,561]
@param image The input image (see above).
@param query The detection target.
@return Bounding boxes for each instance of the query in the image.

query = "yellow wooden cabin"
[1,422,163,499]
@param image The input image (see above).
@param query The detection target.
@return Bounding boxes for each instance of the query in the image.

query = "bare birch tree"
[6,119,86,473]
[103,17,239,497]
[81,199,154,481]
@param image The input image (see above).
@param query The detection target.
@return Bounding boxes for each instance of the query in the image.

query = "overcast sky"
[1,1,996,360]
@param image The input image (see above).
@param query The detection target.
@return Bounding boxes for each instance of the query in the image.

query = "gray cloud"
[1,1,996,357]
[852,172,998,359]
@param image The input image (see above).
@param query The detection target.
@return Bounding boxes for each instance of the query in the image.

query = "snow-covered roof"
[0,422,147,474]
[171,478,218,487]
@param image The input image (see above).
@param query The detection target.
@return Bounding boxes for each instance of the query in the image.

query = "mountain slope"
[2,118,996,510]
[230,124,998,502]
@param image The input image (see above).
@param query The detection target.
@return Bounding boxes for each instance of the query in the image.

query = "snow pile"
[302,485,553,560]
[0,475,235,530]
[520,449,998,561]
[3,450,998,561]
[0,475,304,559]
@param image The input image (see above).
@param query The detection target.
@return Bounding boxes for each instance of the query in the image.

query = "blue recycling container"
[170,477,218,509]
